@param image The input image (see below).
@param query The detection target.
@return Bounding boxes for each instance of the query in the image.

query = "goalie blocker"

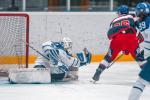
[8,68,51,84]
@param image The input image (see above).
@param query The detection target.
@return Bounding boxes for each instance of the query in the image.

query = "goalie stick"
[22,40,49,61]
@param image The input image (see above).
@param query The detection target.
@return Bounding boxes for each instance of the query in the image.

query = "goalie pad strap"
[69,66,78,71]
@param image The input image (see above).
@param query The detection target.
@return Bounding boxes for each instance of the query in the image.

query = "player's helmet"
[62,37,73,53]
[136,2,150,17]
[117,5,129,15]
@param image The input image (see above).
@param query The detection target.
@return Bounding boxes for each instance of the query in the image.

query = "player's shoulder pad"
[52,42,64,49]
[42,41,53,47]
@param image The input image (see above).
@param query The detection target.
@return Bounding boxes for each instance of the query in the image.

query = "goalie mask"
[62,37,73,53]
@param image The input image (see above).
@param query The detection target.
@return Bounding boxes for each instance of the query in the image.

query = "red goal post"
[0,13,29,73]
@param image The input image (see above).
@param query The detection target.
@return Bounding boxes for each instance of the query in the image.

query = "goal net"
[0,13,29,77]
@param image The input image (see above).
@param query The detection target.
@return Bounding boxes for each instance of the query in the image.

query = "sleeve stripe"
[133,86,143,92]
[144,47,150,50]
[144,41,150,43]
[51,49,59,59]
[49,50,59,61]
[44,49,50,53]
[42,45,52,49]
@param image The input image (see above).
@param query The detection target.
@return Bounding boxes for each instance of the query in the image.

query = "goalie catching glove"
[76,48,92,66]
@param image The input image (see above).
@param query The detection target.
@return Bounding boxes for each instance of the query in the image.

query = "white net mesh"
[0,14,29,77]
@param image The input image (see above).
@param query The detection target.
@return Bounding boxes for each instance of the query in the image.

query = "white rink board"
[0,62,149,100]
[0,12,117,54]
[27,12,117,55]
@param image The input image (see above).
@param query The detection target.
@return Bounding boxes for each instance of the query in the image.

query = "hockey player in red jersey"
[92,5,144,82]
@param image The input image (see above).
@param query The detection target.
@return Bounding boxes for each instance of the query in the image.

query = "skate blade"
[90,80,97,84]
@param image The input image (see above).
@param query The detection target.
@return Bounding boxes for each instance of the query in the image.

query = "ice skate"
[92,68,102,83]
[92,64,106,83]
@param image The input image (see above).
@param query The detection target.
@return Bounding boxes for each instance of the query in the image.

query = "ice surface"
[0,62,149,100]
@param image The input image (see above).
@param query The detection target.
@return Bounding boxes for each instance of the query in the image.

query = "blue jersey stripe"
[144,41,150,44]
[144,47,150,50]
[49,49,59,61]
[51,49,59,58]
[44,49,49,53]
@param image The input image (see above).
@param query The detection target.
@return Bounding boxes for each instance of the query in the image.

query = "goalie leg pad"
[8,68,51,84]
[34,65,46,68]
[66,66,79,80]
[51,72,65,82]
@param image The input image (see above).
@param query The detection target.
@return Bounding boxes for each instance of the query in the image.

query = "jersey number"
[139,22,146,31]
[114,20,130,27]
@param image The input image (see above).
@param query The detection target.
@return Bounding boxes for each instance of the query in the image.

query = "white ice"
[0,62,149,100]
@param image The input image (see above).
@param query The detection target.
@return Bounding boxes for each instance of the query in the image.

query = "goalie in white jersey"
[34,37,91,82]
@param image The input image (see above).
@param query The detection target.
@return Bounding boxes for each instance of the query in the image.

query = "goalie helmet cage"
[0,13,29,76]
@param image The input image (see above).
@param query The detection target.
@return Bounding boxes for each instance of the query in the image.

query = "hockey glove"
[137,33,144,43]
[136,50,145,62]
[76,48,92,66]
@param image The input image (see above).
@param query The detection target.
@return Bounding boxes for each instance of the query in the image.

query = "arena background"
[0,0,149,64]
[19,12,135,63]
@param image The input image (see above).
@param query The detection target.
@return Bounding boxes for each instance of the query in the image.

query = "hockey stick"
[58,23,63,40]
[59,23,63,35]
[20,40,50,61]
[107,53,124,68]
